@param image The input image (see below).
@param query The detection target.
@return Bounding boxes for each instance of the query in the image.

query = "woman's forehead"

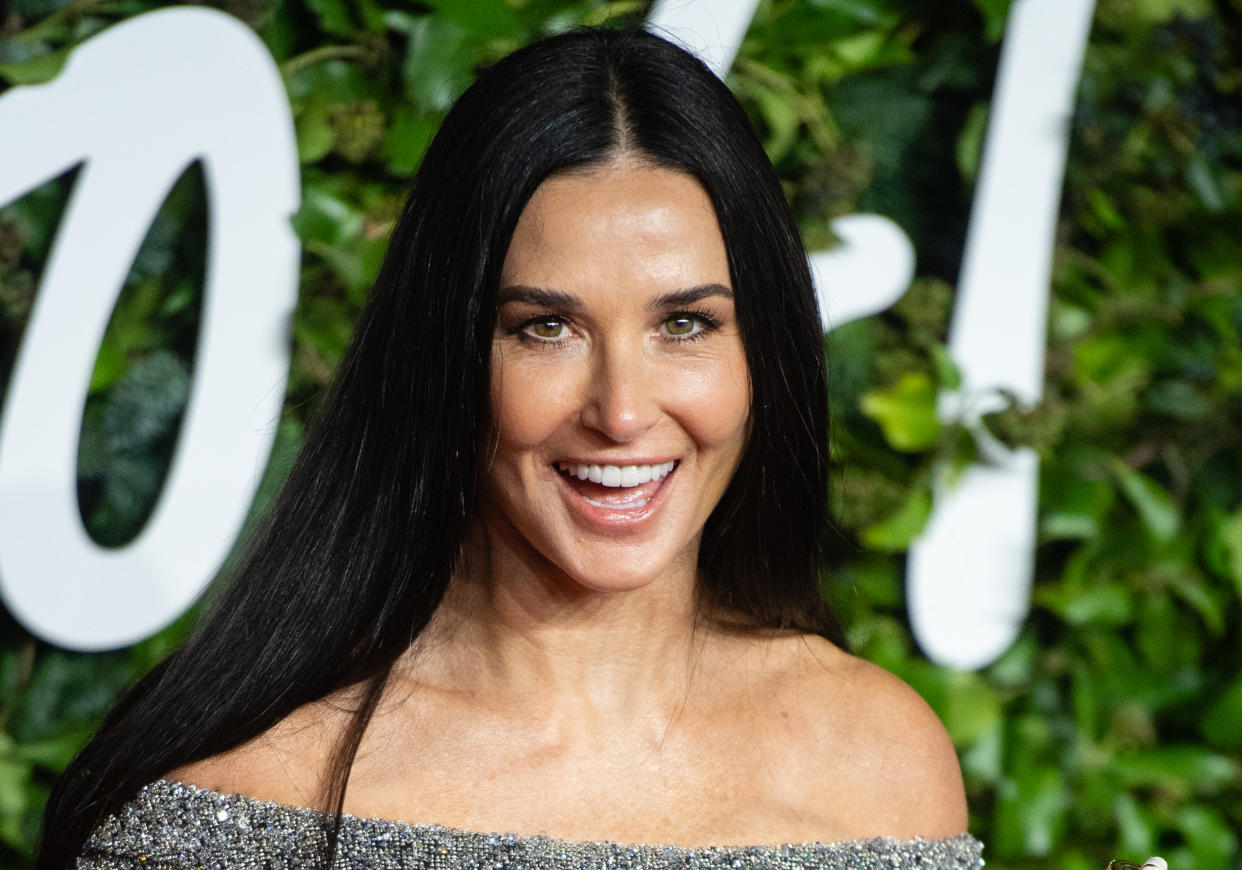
[501,164,730,293]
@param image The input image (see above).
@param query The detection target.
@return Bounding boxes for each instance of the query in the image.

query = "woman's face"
[482,161,750,594]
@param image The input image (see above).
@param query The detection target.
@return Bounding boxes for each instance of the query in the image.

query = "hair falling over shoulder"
[38,27,842,868]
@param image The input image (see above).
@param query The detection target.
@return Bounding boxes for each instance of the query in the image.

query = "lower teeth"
[585,496,648,510]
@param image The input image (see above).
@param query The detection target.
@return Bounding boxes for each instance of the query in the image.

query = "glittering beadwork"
[77,779,985,869]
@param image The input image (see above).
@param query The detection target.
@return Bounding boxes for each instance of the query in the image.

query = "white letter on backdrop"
[907,0,1097,670]
[809,215,916,329]
[0,8,300,650]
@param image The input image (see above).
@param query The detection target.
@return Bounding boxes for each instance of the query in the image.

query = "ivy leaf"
[1109,459,1180,542]
[994,767,1070,856]
[1043,583,1134,627]
[0,47,68,86]
[940,671,1003,746]
[382,108,444,177]
[12,731,89,771]
[424,0,520,39]
[290,186,364,246]
[100,352,190,453]
[860,485,930,551]
[305,0,354,36]
[860,372,940,452]
[1186,153,1229,212]
[1176,805,1237,869]
[831,31,886,70]
[1113,793,1157,860]
[1040,472,1114,541]
[971,0,1013,41]
[955,102,989,184]
[296,100,335,165]
[751,81,800,164]
[0,758,31,819]
[1209,509,1242,601]
[1112,746,1239,792]
[10,0,75,19]
[1202,676,1242,750]
[399,16,481,114]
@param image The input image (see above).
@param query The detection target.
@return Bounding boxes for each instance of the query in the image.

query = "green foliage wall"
[1,0,1240,867]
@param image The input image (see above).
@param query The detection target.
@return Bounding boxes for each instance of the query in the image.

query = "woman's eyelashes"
[509,309,724,346]
[516,315,571,342]
[658,309,722,341]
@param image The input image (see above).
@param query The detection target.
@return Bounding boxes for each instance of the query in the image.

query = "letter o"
[0,8,299,650]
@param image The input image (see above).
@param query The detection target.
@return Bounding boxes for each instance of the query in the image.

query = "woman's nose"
[578,344,661,443]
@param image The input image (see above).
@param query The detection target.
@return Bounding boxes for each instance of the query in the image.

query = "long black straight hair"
[38,26,843,867]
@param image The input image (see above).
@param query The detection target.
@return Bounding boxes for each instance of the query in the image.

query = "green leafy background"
[1,0,1240,866]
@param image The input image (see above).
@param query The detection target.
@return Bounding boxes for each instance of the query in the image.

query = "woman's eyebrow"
[497,283,733,311]
[497,285,583,310]
[646,284,734,311]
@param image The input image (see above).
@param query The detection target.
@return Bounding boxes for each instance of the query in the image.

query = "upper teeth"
[557,461,676,487]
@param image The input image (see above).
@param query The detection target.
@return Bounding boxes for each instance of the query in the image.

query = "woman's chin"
[554,554,685,597]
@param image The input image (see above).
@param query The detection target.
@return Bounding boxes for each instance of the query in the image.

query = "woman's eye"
[522,318,568,341]
[661,314,704,339]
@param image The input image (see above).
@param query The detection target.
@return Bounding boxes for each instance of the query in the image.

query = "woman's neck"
[407,530,709,725]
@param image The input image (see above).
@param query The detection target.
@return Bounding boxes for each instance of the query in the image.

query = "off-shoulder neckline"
[144,778,981,856]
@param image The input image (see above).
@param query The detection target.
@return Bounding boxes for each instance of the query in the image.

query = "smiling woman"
[486,165,749,594]
[40,26,981,870]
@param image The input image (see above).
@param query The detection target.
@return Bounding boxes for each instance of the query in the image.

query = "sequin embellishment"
[77,780,985,869]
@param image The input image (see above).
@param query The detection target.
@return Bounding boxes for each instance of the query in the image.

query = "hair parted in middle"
[38,26,842,869]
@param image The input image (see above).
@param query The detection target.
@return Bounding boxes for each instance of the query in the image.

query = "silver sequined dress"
[77,780,985,869]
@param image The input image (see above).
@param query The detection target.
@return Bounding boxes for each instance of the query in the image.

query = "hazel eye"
[524,318,568,341]
[661,314,707,339]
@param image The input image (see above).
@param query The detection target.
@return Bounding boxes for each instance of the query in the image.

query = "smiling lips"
[554,461,677,511]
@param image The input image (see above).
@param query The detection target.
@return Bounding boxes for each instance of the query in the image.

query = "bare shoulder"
[751,634,969,840]
[163,688,359,808]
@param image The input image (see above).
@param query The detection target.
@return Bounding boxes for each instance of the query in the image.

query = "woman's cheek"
[665,359,750,445]
[492,354,585,446]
